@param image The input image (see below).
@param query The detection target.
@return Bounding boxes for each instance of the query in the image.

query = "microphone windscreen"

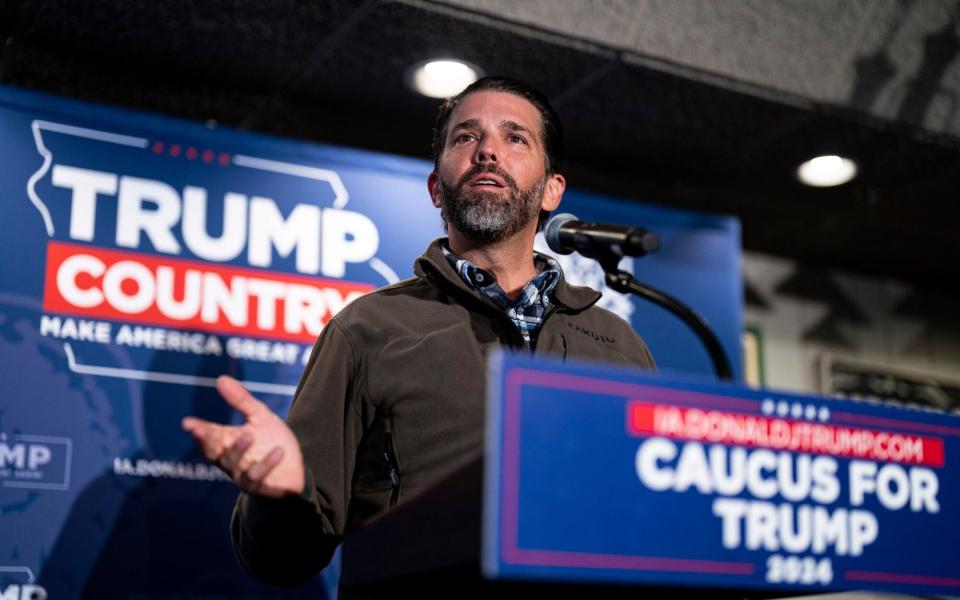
[543,213,579,255]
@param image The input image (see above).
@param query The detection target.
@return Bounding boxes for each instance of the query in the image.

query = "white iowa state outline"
[29,119,399,395]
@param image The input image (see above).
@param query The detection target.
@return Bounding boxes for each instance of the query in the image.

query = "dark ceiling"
[2,0,959,292]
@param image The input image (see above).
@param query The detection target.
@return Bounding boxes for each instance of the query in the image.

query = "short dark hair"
[431,76,565,175]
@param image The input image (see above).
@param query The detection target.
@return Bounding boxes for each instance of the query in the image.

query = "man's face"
[429,90,563,243]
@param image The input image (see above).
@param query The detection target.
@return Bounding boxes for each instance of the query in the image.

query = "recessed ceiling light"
[796,155,858,187]
[407,59,481,99]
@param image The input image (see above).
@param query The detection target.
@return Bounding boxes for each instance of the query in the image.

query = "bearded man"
[183,76,655,586]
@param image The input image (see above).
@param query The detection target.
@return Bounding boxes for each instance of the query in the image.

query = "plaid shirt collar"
[441,243,562,349]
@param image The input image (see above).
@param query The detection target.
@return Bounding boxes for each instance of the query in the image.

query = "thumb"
[215,375,265,420]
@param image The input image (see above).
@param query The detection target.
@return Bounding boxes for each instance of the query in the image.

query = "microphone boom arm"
[604,268,734,381]
[544,212,734,381]
[591,246,734,382]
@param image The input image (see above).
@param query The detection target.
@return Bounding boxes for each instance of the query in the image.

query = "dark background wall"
[3,0,960,292]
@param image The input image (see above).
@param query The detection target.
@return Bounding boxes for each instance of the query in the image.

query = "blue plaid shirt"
[442,244,562,350]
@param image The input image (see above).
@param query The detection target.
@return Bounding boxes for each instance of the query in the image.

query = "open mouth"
[470,176,506,188]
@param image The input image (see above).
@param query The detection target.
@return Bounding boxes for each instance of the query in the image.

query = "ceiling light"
[407,59,480,98]
[796,155,858,187]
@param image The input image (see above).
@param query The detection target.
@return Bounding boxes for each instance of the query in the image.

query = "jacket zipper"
[383,415,401,508]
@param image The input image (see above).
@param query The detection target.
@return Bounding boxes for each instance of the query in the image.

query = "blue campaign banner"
[0,83,740,599]
[484,352,960,595]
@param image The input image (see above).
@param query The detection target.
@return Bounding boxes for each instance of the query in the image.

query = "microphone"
[544,213,660,258]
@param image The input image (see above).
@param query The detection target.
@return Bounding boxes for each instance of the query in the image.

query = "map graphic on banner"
[32,119,399,395]
[0,84,741,598]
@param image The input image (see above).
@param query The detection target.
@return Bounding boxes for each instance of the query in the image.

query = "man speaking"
[183,77,655,585]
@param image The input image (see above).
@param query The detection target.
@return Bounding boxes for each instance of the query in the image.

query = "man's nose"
[474,135,498,163]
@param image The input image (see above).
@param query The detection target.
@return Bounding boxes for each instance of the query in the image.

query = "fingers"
[212,432,283,492]
[181,416,206,435]
[182,418,251,471]
[220,432,253,473]
[238,447,285,495]
[181,417,226,461]
[185,379,290,496]
[216,375,264,420]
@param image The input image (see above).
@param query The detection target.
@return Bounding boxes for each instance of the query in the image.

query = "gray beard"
[438,169,546,244]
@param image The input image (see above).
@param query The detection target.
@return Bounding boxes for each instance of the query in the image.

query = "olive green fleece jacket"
[231,238,656,586]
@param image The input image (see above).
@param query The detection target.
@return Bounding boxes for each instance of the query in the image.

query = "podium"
[340,352,960,598]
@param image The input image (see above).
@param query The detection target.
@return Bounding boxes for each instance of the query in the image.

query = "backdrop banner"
[0,84,740,599]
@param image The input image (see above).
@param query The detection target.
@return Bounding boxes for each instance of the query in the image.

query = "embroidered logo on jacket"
[567,322,616,344]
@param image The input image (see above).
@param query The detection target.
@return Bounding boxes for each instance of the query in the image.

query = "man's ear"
[428,172,442,208]
[540,173,566,212]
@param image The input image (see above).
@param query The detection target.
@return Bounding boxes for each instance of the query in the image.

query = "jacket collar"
[414,238,601,312]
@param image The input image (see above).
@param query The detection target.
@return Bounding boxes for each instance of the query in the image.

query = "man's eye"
[453,133,476,144]
[509,134,527,144]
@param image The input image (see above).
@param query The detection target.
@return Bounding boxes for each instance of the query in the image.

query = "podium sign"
[484,352,960,595]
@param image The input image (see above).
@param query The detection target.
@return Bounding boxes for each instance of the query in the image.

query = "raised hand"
[182,375,305,498]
